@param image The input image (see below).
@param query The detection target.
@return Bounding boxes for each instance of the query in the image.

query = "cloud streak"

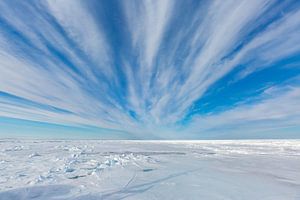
[0,0,300,138]
[186,83,300,137]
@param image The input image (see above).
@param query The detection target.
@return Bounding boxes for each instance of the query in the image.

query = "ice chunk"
[28,152,41,158]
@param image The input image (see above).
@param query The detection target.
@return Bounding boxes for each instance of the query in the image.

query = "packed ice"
[0,140,300,199]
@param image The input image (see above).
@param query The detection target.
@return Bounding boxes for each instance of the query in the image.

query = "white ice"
[0,140,300,199]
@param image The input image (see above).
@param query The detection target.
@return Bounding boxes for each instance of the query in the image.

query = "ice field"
[0,139,300,200]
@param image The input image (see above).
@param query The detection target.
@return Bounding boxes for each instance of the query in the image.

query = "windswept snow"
[0,140,300,199]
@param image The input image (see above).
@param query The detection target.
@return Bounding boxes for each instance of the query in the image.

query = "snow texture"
[0,140,300,199]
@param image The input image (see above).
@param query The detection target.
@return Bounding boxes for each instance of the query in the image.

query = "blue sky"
[0,0,300,139]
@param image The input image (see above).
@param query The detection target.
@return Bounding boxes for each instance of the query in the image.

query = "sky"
[0,0,300,139]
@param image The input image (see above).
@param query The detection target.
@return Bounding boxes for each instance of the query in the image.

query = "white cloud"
[126,0,275,125]
[187,85,300,136]
[0,1,299,138]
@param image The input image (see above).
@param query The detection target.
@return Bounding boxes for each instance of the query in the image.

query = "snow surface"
[0,140,300,199]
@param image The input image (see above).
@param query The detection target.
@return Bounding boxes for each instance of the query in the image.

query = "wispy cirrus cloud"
[185,83,300,139]
[0,0,300,138]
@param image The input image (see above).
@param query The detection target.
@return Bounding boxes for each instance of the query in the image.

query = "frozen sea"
[0,139,300,200]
